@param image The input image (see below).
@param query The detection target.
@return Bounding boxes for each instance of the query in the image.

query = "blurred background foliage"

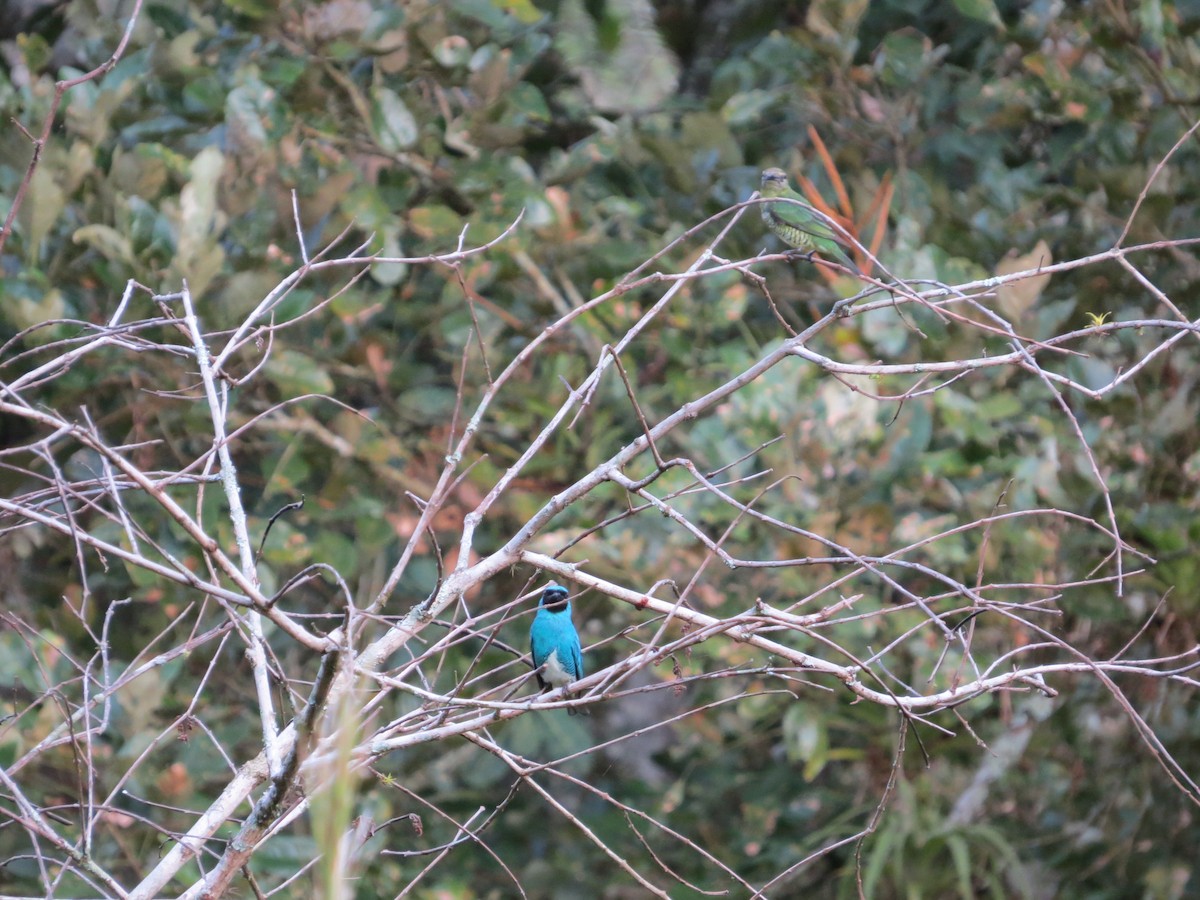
[2,0,1200,896]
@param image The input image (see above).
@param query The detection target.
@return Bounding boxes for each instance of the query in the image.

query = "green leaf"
[506,82,550,124]
[311,529,359,575]
[372,87,419,152]
[397,386,459,424]
[433,35,473,68]
[10,289,66,335]
[371,226,408,286]
[16,33,52,72]
[265,350,335,396]
[1137,0,1166,51]
[946,833,974,897]
[222,0,276,19]
[73,225,134,265]
[952,0,1003,27]
[721,88,781,127]
[494,0,542,24]
[146,4,192,37]
[784,703,827,766]
[225,80,272,153]
[22,167,66,261]
[888,401,933,469]
[408,205,464,241]
[173,146,227,295]
[555,0,679,114]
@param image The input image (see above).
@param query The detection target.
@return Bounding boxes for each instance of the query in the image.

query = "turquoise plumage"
[529,582,585,714]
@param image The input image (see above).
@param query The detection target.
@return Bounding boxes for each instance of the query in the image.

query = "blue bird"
[529,582,586,715]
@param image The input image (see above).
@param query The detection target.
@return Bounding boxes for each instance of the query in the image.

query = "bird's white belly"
[541,649,573,687]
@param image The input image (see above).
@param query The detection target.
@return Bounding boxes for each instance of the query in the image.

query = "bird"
[759,167,860,275]
[529,581,586,715]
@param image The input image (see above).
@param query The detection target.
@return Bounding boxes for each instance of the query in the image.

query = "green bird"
[760,168,860,275]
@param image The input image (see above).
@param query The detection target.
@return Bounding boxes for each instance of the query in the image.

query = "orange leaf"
[806,126,853,219]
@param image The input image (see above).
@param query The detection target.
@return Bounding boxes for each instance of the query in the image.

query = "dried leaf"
[996,240,1053,321]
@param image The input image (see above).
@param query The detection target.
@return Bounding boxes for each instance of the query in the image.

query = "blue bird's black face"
[540,584,570,612]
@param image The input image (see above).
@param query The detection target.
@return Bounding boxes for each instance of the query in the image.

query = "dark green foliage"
[1,0,1199,896]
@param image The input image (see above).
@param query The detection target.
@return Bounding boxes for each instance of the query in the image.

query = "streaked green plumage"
[760,168,859,274]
